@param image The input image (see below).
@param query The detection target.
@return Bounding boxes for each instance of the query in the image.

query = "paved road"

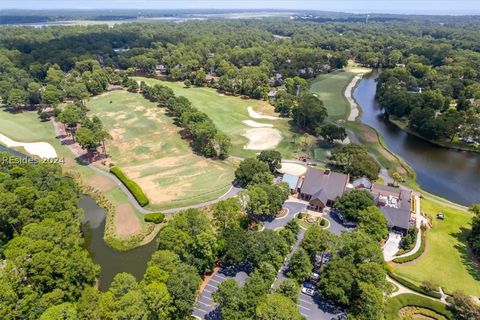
[192,268,249,320]
[262,201,308,230]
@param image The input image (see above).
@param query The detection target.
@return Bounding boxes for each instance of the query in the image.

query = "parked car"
[310,272,320,283]
[436,213,445,220]
[301,286,315,296]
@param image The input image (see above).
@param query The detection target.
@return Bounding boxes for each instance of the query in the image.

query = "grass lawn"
[309,70,356,121]
[384,294,453,320]
[87,90,236,210]
[133,77,315,159]
[392,198,479,296]
[0,108,150,249]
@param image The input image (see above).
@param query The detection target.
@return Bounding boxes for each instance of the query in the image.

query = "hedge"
[144,212,165,224]
[385,293,453,320]
[393,228,426,264]
[388,270,442,299]
[110,166,149,207]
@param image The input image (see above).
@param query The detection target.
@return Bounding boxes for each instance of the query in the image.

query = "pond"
[79,195,157,291]
[354,72,480,206]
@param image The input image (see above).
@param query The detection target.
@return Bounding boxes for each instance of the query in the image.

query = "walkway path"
[393,195,426,260]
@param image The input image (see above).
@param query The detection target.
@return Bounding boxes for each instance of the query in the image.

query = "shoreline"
[389,117,480,154]
[344,72,468,211]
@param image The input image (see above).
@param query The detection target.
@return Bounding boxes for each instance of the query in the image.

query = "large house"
[298,168,349,211]
[370,183,414,234]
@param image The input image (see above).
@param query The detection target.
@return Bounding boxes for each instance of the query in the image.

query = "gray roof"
[370,183,413,230]
[380,206,411,230]
[300,168,349,202]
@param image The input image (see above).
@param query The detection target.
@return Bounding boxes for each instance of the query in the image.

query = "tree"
[468,204,480,259]
[275,279,300,303]
[213,279,250,320]
[300,225,336,266]
[5,88,27,108]
[194,68,206,86]
[256,293,303,320]
[317,123,347,144]
[184,79,191,88]
[246,183,289,217]
[40,303,78,320]
[349,282,384,320]
[42,84,64,106]
[292,93,328,132]
[317,258,356,306]
[333,190,375,222]
[235,158,270,186]
[141,281,174,319]
[257,150,282,173]
[330,144,380,180]
[287,248,313,283]
[76,127,102,154]
[357,206,388,242]
[447,291,480,320]
[212,198,243,233]
[392,172,403,187]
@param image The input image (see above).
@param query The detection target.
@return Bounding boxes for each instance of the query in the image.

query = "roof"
[380,206,411,230]
[300,168,349,202]
[282,173,300,190]
[370,183,413,230]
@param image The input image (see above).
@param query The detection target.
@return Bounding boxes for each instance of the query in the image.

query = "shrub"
[110,166,149,207]
[387,270,442,299]
[297,212,304,219]
[393,228,426,263]
[144,212,165,224]
[320,218,327,226]
[385,293,453,320]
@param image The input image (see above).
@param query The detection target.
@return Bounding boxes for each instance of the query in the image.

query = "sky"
[1,0,480,15]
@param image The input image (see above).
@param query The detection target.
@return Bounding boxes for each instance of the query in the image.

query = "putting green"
[133,77,312,159]
[86,90,236,210]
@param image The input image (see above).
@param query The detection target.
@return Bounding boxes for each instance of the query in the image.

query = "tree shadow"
[451,227,480,282]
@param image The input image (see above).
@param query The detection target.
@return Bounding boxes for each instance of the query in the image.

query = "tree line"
[139,81,231,159]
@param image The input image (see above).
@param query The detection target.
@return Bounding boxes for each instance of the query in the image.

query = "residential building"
[298,168,349,211]
[370,183,414,234]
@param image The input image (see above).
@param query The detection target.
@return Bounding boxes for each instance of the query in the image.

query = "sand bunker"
[247,106,280,120]
[0,133,57,159]
[278,162,307,176]
[243,120,274,128]
[243,128,281,150]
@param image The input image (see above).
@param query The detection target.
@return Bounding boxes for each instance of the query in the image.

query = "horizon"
[1,1,480,16]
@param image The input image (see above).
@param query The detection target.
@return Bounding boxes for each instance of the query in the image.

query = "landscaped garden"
[384,293,453,320]
[86,90,237,210]
[392,199,480,296]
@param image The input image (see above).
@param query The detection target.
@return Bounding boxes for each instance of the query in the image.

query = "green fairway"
[393,199,480,296]
[86,90,236,210]
[0,108,153,248]
[133,77,313,159]
[309,70,355,121]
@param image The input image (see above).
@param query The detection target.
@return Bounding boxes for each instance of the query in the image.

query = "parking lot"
[192,268,248,320]
[298,290,346,320]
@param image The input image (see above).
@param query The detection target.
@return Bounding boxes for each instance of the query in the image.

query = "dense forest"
[1,15,480,319]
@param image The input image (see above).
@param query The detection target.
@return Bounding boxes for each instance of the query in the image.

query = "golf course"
[86,90,237,211]
[134,76,314,159]
[0,108,157,249]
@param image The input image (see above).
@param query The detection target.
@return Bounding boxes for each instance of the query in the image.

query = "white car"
[301,287,315,296]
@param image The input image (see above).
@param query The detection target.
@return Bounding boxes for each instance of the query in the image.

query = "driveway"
[192,267,249,320]
[263,201,308,230]
[383,232,402,261]
[324,211,350,235]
